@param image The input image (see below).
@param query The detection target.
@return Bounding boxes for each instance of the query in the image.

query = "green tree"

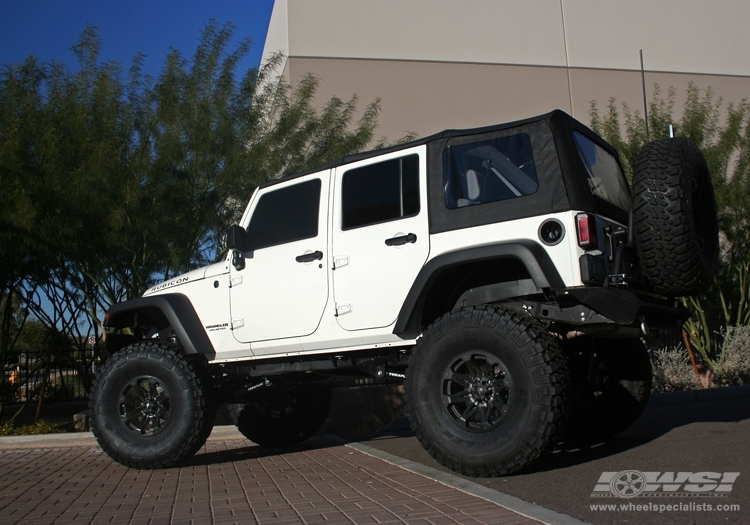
[589,83,750,368]
[589,82,750,262]
[0,20,410,415]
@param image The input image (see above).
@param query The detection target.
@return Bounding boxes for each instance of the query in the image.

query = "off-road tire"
[632,137,718,296]
[405,306,570,477]
[564,337,651,440]
[90,342,215,469]
[234,383,332,447]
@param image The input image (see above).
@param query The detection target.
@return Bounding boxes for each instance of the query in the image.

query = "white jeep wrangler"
[92,110,718,476]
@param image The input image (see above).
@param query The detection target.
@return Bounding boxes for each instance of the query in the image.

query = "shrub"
[0,419,64,436]
[714,326,750,386]
[651,346,702,392]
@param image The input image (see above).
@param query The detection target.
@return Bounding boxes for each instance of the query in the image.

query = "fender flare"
[105,294,216,358]
[394,241,565,336]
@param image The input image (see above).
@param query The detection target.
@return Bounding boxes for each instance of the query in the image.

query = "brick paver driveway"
[0,439,541,525]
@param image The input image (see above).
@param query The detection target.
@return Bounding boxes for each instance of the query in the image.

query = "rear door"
[331,147,429,331]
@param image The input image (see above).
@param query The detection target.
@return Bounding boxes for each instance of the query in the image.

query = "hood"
[143,261,229,296]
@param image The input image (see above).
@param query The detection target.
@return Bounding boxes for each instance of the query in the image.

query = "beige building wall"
[263,0,750,140]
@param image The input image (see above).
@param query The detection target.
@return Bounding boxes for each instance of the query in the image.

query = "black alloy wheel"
[441,351,513,433]
[119,376,172,436]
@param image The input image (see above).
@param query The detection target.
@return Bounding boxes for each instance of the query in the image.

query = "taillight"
[576,212,597,248]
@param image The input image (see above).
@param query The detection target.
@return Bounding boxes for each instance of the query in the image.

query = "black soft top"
[262,110,629,233]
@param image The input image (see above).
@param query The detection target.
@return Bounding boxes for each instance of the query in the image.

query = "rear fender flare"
[394,241,565,336]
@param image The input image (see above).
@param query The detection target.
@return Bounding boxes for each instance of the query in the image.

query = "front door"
[229,173,330,344]
[331,148,429,331]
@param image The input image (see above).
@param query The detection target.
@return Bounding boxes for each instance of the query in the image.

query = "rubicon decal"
[148,276,189,293]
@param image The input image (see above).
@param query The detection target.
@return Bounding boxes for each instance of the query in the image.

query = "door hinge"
[231,319,244,330]
[333,256,349,270]
[230,276,242,288]
[335,303,352,317]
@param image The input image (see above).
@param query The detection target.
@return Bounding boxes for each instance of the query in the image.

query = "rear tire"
[90,342,215,469]
[405,306,570,477]
[234,383,332,447]
[632,137,718,296]
[564,337,651,440]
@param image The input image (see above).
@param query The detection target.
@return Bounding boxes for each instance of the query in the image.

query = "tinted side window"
[443,134,538,209]
[342,154,419,230]
[245,179,321,251]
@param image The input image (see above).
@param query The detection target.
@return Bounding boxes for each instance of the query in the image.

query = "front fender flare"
[105,294,215,358]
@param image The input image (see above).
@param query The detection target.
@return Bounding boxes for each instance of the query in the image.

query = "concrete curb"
[0,425,245,450]
[205,425,245,441]
[327,436,592,525]
[0,432,98,449]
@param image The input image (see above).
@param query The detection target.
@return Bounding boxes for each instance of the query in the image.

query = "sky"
[0,0,276,76]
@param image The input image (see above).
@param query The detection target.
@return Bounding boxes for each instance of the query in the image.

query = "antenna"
[641,50,650,141]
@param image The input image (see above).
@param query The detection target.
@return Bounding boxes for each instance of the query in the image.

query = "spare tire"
[632,137,718,296]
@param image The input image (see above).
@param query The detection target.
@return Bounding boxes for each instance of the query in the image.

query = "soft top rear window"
[573,131,630,211]
[443,134,538,209]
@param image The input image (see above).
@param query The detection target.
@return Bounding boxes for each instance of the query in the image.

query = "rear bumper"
[560,287,690,328]
[510,287,689,337]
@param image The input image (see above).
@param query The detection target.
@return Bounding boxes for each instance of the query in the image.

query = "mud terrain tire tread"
[405,306,570,477]
[90,342,215,469]
[632,137,718,296]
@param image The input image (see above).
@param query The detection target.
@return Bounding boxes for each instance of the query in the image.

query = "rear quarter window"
[443,134,538,209]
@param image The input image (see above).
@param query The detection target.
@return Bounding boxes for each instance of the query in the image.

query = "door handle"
[295,250,323,263]
[385,233,417,246]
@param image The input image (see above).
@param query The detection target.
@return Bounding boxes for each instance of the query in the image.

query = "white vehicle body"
[142,140,598,364]
[98,110,714,476]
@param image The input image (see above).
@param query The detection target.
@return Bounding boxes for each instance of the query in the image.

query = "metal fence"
[2,349,95,403]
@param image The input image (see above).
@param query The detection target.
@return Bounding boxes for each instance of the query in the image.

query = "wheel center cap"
[142,399,157,415]
[470,376,494,401]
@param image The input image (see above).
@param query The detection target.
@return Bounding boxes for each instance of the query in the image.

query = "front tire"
[90,342,215,469]
[405,306,570,477]
[234,383,332,447]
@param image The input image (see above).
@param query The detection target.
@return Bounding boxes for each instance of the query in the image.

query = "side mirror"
[226,224,246,251]
[231,250,245,271]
